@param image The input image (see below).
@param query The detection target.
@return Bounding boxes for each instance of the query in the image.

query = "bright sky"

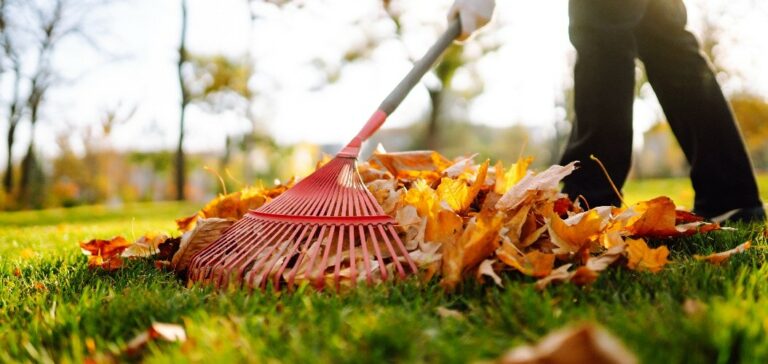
[2,0,768,167]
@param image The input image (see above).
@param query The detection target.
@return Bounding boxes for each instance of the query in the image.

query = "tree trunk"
[3,122,15,193]
[175,0,189,201]
[425,89,442,150]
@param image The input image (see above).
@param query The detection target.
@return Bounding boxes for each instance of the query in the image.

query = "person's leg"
[634,0,763,220]
[560,0,648,207]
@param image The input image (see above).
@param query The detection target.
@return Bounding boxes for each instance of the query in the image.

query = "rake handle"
[339,19,462,157]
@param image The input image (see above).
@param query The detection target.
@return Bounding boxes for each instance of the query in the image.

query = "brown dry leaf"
[497,243,555,278]
[694,241,751,265]
[683,298,707,317]
[496,161,577,211]
[436,306,466,320]
[125,322,187,356]
[498,323,638,364]
[625,238,669,273]
[535,264,573,290]
[477,259,503,287]
[80,236,132,270]
[172,218,235,272]
[548,209,607,254]
[494,156,534,195]
[122,233,170,258]
[372,150,453,176]
[366,179,401,215]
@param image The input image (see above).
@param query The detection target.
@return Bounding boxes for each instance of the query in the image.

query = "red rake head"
[187,156,418,291]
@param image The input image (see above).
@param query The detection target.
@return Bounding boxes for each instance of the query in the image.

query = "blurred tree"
[0,0,108,208]
[0,0,23,195]
[176,0,189,201]
[730,95,768,168]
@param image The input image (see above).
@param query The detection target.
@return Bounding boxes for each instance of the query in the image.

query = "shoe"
[697,205,767,224]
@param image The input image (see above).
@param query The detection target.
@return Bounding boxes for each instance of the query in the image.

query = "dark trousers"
[560,0,762,215]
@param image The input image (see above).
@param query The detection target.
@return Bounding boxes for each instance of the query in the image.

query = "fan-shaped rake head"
[187,156,418,291]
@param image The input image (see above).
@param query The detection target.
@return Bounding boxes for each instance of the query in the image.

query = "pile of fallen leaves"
[79,148,751,290]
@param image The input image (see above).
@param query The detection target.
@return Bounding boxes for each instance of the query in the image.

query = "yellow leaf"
[436,178,469,212]
[494,157,534,195]
[625,238,669,273]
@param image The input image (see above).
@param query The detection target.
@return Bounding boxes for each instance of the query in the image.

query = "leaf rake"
[187,20,462,291]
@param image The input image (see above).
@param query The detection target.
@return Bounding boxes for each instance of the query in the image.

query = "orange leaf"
[625,238,669,273]
[372,150,453,176]
[80,237,132,270]
[547,208,607,254]
[441,210,503,289]
[622,197,679,237]
[497,243,554,278]
[694,241,751,265]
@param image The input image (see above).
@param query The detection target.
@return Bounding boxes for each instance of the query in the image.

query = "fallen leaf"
[441,211,503,289]
[436,306,466,320]
[497,244,555,278]
[80,237,132,271]
[498,323,638,364]
[535,264,573,290]
[477,259,503,287]
[547,208,607,254]
[682,298,707,317]
[622,197,679,237]
[625,239,669,273]
[694,241,751,265]
[494,157,534,195]
[122,233,170,258]
[172,218,235,272]
[372,150,453,177]
[496,161,578,211]
[125,322,187,356]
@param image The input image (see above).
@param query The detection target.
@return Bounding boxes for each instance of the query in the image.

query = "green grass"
[1,183,768,363]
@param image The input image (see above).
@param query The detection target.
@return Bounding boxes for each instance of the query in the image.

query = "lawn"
[1,179,767,363]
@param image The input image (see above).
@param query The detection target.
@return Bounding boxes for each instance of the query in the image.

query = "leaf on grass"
[125,322,187,356]
[496,161,578,211]
[694,241,751,265]
[498,323,638,364]
[625,238,669,273]
[80,236,132,271]
[122,233,170,258]
[477,259,503,287]
[172,218,235,272]
[436,306,466,320]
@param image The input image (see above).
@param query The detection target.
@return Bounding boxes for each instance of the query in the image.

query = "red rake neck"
[337,110,388,158]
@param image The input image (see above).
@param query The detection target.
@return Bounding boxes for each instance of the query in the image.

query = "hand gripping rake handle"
[338,19,462,157]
